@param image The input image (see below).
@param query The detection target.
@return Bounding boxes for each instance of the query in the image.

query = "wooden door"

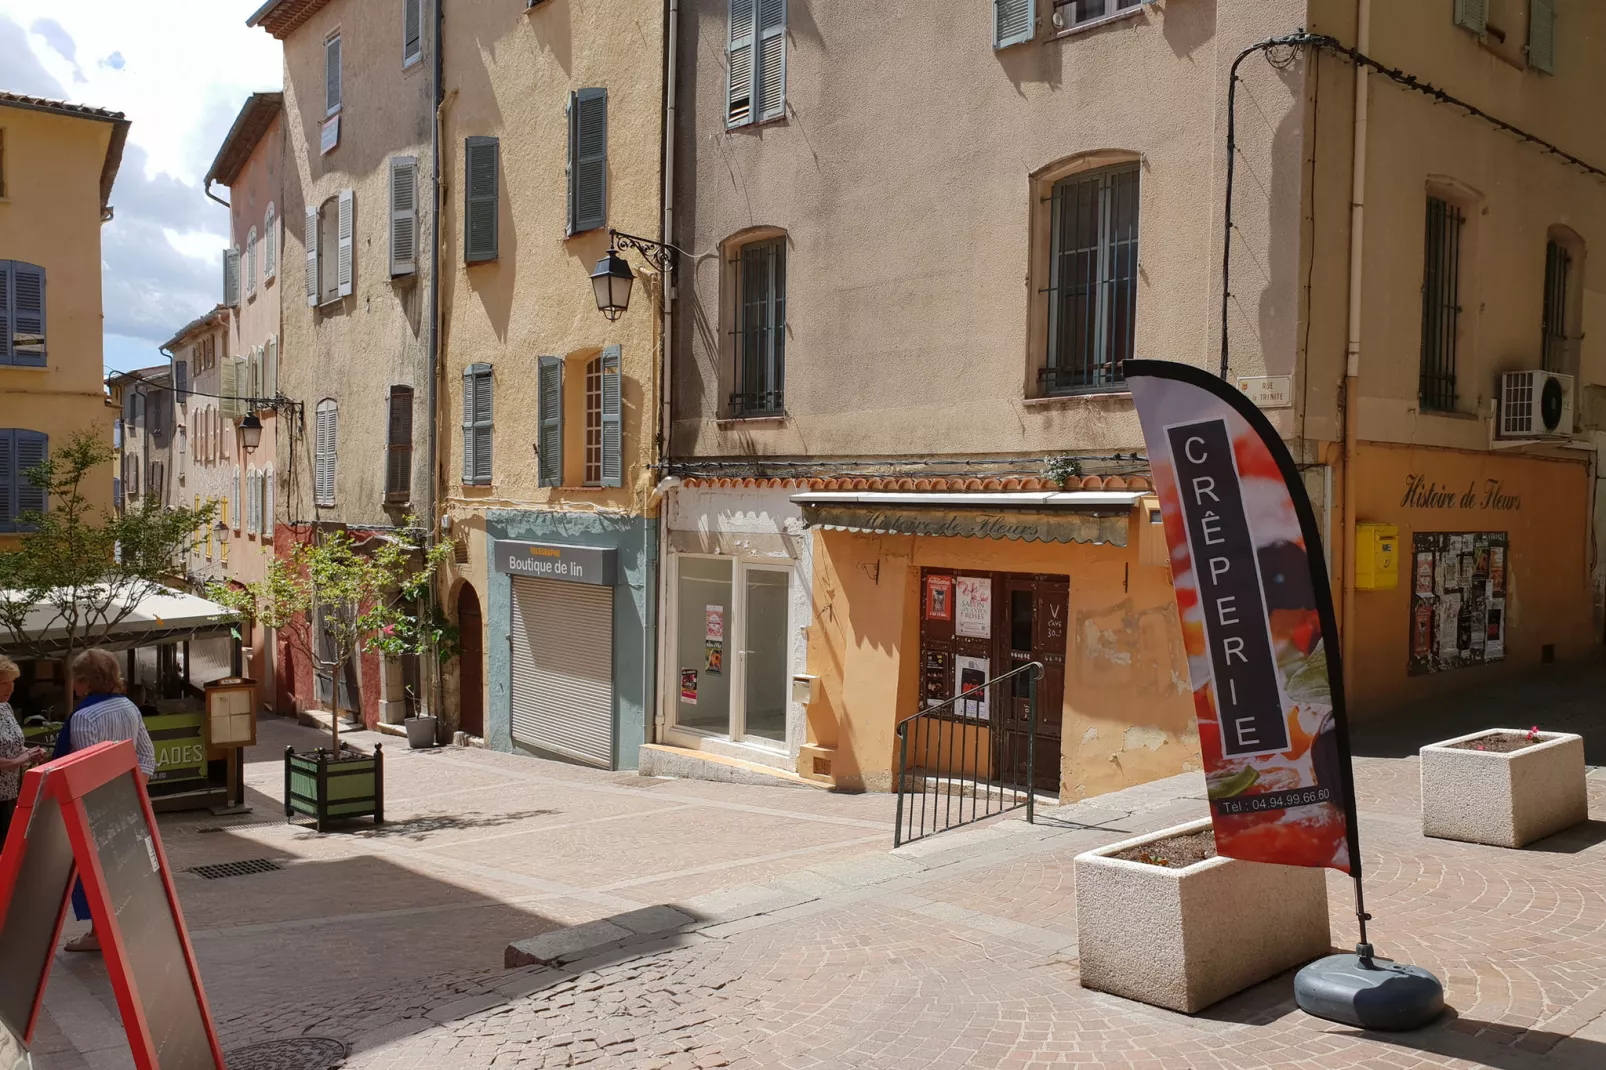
[996,576,1065,795]
[457,583,484,738]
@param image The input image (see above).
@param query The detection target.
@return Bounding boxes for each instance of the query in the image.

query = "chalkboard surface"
[0,790,72,1040]
[82,773,213,1069]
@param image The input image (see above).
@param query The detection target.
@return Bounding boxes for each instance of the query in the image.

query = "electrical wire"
[107,366,288,409]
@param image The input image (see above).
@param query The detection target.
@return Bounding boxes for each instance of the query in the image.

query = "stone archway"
[456,582,485,739]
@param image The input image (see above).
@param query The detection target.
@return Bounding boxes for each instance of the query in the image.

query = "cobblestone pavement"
[30,711,1606,1069]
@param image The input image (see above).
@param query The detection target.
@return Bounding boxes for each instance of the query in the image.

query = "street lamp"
[240,412,263,452]
[214,519,230,545]
[591,229,681,320]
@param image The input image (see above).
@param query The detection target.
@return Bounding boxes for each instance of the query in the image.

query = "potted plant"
[1421,726,1587,848]
[211,520,451,826]
[1075,818,1331,1013]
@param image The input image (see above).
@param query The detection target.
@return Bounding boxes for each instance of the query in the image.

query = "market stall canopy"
[1,586,236,658]
[792,490,1147,547]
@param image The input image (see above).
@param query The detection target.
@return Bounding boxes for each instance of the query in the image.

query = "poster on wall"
[1408,531,1507,675]
[680,670,698,705]
[954,656,990,720]
[954,577,992,638]
[1127,359,1359,875]
[924,574,954,621]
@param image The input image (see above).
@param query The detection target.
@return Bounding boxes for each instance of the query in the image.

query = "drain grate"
[224,1037,349,1070]
[187,858,284,880]
[196,821,284,835]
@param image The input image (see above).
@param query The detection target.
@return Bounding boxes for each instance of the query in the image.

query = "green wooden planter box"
[284,745,384,832]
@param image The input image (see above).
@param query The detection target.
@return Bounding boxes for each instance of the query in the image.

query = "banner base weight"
[1295,952,1444,1031]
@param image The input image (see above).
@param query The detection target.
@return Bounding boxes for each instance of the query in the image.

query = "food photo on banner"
[1126,358,1443,1030]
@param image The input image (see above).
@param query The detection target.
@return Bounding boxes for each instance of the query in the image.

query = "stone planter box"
[1075,818,1331,1013]
[1421,729,1587,848]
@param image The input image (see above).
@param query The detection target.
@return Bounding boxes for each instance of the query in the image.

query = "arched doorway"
[457,583,484,738]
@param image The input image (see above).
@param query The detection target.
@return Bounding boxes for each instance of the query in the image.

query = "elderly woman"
[0,656,46,845]
[55,649,156,953]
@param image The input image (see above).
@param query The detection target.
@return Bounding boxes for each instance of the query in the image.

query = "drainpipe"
[204,179,229,209]
[651,0,679,741]
[1340,0,1371,702]
[427,0,446,721]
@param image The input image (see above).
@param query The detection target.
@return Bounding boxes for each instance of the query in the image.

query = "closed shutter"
[600,344,622,488]
[305,206,319,306]
[727,0,755,126]
[264,203,277,279]
[246,229,258,296]
[568,90,607,235]
[390,156,418,276]
[337,189,355,297]
[994,0,1034,49]
[465,137,499,262]
[224,246,241,306]
[0,431,12,528]
[326,34,342,114]
[315,402,337,505]
[233,466,241,529]
[11,263,45,367]
[175,360,189,404]
[15,431,46,522]
[756,0,786,121]
[387,385,414,501]
[245,470,256,534]
[219,355,239,419]
[1529,0,1556,72]
[404,0,423,64]
[510,576,614,767]
[1453,0,1487,33]
[538,356,563,487]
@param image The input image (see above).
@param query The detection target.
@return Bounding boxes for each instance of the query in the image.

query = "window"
[150,461,164,502]
[1043,163,1138,395]
[1419,196,1465,413]
[315,400,338,506]
[178,427,186,455]
[538,358,561,487]
[1528,0,1556,72]
[403,0,423,67]
[731,237,786,416]
[1542,239,1571,373]
[387,385,414,502]
[0,260,47,366]
[308,192,355,306]
[0,429,47,532]
[566,91,607,235]
[326,33,343,116]
[264,203,277,280]
[174,359,189,404]
[1053,0,1147,30]
[462,365,492,486]
[464,139,499,262]
[246,227,258,297]
[727,0,786,126]
[584,357,602,486]
[391,157,418,275]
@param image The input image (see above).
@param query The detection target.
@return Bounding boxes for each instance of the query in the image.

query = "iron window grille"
[1541,238,1571,373]
[1042,164,1138,395]
[729,238,786,417]
[1419,197,1464,412]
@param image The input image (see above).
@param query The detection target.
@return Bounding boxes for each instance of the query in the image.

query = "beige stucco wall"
[174,319,238,584]
[276,0,435,529]
[670,0,1311,461]
[0,103,117,535]
[437,0,665,530]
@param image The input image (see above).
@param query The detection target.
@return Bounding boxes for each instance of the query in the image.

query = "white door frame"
[733,559,793,750]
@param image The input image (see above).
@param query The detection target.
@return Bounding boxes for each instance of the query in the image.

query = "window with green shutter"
[465,137,500,262]
[994,0,1033,50]
[462,365,493,486]
[1453,0,1487,34]
[538,356,563,488]
[567,89,607,235]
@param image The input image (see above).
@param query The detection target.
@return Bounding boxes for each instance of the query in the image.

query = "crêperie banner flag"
[1127,359,1360,876]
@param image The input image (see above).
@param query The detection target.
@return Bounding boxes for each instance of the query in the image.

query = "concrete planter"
[1075,818,1331,1013]
[1421,729,1587,848]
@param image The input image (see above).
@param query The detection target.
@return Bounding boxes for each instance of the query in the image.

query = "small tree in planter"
[366,527,460,747]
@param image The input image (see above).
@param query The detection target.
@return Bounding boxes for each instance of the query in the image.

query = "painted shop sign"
[1400,475,1522,512]
[803,506,1128,547]
[493,540,617,586]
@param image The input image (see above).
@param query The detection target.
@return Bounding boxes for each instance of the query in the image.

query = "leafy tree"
[209,520,452,753]
[0,429,215,699]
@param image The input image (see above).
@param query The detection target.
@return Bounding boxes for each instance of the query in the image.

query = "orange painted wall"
[1348,442,1594,715]
[805,523,1199,800]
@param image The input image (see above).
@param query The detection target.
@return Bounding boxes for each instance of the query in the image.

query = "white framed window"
[1052,0,1150,33]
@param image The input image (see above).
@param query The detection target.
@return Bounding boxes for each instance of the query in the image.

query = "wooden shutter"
[233,466,241,529]
[994,0,1034,49]
[264,204,277,278]
[0,262,9,364]
[538,356,563,488]
[390,156,418,276]
[460,367,475,484]
[224,246,241,306]
[337,189,355,297]
[305,206,319,306]
[387,385,414,501]
[326,34,342,113]
[265,335,278,396]
[11,262,44,367]
[264,466,275,538]
[756,0,786,121]
[472,367,493,486]
[568,90,608,235]
[465,137,499,262]
[1453,0,1487,33]
[15,431,46,520]
[315,402,337,505]
[246,229,258,295]
[1529,0,1556,72]
[0,431,12,528]
[600,344,622,488]
[175,359,189,403]
[727,0,756,126]
[404,0,423,65]
[219,354,239,419]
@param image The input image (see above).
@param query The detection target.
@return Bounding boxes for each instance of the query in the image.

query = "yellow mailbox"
[1355,522,1400,590]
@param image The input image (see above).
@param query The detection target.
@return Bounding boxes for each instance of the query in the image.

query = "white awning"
[3,585,237,658]
[791,490,1147,508]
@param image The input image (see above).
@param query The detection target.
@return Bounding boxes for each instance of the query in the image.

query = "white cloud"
[0,1,282,371]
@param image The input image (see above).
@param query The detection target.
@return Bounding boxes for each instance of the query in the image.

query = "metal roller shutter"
[510,576,614,767]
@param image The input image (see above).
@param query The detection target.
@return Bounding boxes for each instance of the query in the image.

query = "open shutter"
[404,0,423,65]
[233,466,241,529]
[305,206,319,306]
[756,0,786,121]
[387,386,414,500]
[1528,0,1556,72]
[264,467,274,538]
[473,367,493,486]
[538,356,563,488]
[600,344,622,488]
[0,431,12,528]
[0,262,10,364]
[1453,0,1487,33]
[337,189,355,297]
[326,34,342,113]
[11,263,45,367]
[219,354,239,419]
[461,368,476,484]
[390,156,418,276]
[994,0,1034,49]
[15,431,47,521]
[727,0,756,126]
[264,204,277,279]
[465,137,499,262]
[224,246,241,306]
[246,230,258,296]
[568,90,607,235]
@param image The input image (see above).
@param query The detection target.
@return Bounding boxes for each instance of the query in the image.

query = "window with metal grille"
[1419,196,1464,413]
[584,356,602,486]
[730,237,786,417]
[1541,238,1571,373]
[386,386,413,502]
[1043,164,1138,395]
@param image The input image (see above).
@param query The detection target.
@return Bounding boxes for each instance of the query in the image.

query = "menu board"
[1409,532,1507,675]
[0,788,74,1042]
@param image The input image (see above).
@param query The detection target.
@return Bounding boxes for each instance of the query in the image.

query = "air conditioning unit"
[1499,369,1574,438]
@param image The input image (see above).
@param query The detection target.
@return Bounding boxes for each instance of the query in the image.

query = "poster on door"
[679,670,698,705]
[954,656,990,720]
[954,577,991,638]
[1408,531,1507,675]
[924,574,954,621]
[705,606,725,641]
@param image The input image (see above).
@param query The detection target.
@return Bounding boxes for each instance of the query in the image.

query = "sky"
[0,1,282,374]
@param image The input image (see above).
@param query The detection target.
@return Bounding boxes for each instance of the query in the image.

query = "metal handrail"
[893,660,1044,848]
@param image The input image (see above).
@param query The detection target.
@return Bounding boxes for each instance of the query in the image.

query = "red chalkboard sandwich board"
[0,740,225,1069]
